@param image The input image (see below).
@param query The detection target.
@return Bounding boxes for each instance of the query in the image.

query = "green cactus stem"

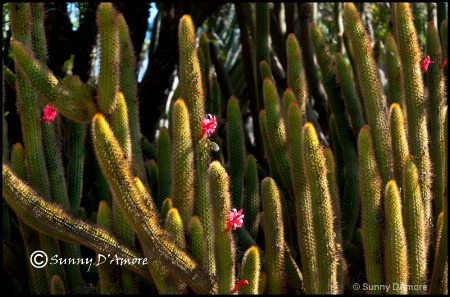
[389,103,410,187]
[165,208,188,294]
[286,33,307,117]
[286,102,318,294]
[227,96,246,209]
[117,12,148,186]
[240,246,261,295]
[393,3,432,238]
[10,39,97,122]
[11,143,50,294]
[187,216,206,268]
[426,20,446,225]
[96,3,119,114]
[302,122,339,294]
[96,200,122,294]
[109,92,132,164]
[259,109,284,190]
[358,125,383,294]
[385,34,407,110]
[171,99,194,230]
[209,161,235,294]
[262,78,293,196]
[63,118,87,213]
[403,157,427,293]
[285,246,304,293]
[430,108,447,294]
[343,3,393,186]
[311,23,359,243]
[199,32,213,113]
[255,3,270,110]
[157,126,171,210]
[178,14,215,278]
[261,177,286,294]
[243,154,260,240]
[335,52,365,137]
[384,180,409,294]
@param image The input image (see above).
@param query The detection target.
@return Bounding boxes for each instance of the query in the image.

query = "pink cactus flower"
[420,55,434,72]
[41,104,58,124]
[231,279,249,294]
[200,114,217,140]
[225,208,244,232]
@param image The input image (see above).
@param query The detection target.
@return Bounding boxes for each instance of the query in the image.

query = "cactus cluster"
[2,2,447,295]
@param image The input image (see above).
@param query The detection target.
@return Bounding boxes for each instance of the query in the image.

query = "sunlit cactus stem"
[384,180,409,295]
[209,161,235,294]
[358,125,383,294]
[302,122,339,294]
[392,3,432,239]
[261,177,286,294]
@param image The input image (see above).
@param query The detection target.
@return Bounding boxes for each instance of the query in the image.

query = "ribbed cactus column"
[385,34,407,110]
[171,99,194,230]
[426,21,446,224]
[392,3,432,237]
[209,161,235,294]
[157,126,171,210]
[403,157,427,294]
[389,103,410,187]
[302,122,339,294]
[358,126,383,294]
[178,14,215,277]
[343,3,393,186]
[227,96,246,209]
[286,102,318,294]
[117,13,148,186]
[261,177,286,294]
[243,154,260,240]
[10,143,49,294]
[96,200,122,294]
[430,108,447,294]
[335,52,365,137]
[255,3,270,110]
[383,180,409,294]
[240,246,260,295]
[286,33,307,117]
[311,22,359,243]
[263,78,293,196]
[96,3,119,114]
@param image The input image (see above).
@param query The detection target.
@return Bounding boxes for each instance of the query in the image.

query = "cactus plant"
[2,2,447,295]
